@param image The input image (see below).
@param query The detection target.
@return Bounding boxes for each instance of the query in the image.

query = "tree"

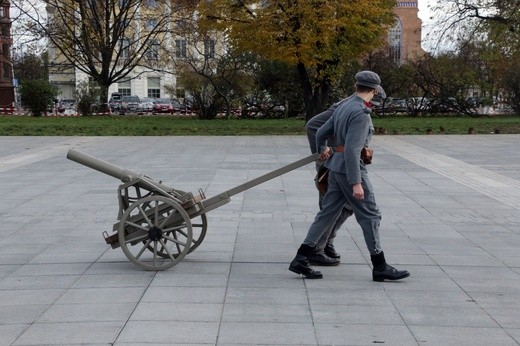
[251,59,303,118]
[176,68,220,119]
[19,80,58,117]
[196,0,396,120]
[76,80,102,116]
[412,52,480,114]
[12,0,193,107]
[12,52,48,84]
[362,51,416,97]
[170,13,255,118]
[429,0,520,51]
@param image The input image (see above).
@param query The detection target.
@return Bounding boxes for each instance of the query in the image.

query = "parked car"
[429,98,458,113]
[465,97,482,108]
[407,97,430,113]
[152,98,174,114]
[120,95,140,114]
[109,92,123,112]
[138,97,154,113]
[170,99,182,112]
[374,98,408,114]
[58,98,75,112]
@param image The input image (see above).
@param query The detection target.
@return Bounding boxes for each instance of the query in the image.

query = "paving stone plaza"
[0,135,519,345]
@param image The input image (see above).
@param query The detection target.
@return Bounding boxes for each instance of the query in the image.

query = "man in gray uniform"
[305,84,386,266]
[289,71,410,281]
[305,86,386,266]
[305,101,353,266]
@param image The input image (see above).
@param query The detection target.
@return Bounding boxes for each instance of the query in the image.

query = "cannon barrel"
[67,148,141,182]
[67,148,176,194]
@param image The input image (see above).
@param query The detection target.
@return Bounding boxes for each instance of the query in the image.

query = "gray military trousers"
[303,168,382,255]
[314,192,353,252]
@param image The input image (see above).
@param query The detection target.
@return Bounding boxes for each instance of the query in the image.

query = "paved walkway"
[0,135,519,345]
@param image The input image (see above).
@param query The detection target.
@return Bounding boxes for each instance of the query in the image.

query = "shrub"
[76,80,100,116]
[19,80,58,117]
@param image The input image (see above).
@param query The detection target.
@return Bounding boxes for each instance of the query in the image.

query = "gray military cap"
[375,85,386,99]
[355,70,381,89]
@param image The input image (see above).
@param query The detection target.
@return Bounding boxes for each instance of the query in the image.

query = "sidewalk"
[0,135,519,345]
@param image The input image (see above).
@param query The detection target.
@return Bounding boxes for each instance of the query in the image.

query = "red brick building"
[391,1,425,64]
[0,0,14,108]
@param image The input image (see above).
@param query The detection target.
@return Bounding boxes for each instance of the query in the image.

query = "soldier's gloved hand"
[318,147,331,161]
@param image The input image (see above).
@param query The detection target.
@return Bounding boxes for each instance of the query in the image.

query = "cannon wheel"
[175,189,208,253]
[187,213,207,253]
[118,195,193,271]
[143,191,207,257]
[145,213,207,257]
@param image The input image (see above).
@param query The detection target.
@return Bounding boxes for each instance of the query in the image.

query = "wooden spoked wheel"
[187,213,207,253]
[145,213,207,258]
[118,196,193,271]
[174,189,208,253]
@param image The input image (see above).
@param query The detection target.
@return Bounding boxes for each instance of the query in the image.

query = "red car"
[152,98,173,114]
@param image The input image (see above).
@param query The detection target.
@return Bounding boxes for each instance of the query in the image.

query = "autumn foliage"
[196,0,397,118]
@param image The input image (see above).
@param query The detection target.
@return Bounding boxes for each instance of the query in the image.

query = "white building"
[46,0,203,102]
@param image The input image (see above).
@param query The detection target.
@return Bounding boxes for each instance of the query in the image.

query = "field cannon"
[67,148,317,271]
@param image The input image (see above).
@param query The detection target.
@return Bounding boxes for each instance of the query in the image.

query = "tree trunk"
[296,62,331,121]
[96,83,110,113]
[296,62,314,120]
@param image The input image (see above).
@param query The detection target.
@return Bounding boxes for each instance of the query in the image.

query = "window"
[145,19,158,31]
[146,0,158,8]
[388,20,402,65]
[146,40,160,60]
[2,44,8,54]
[175,40,187,58]
[120,38,130,59]
[3,62,11,78]
[204,39,215,59]
[118,78,131,96]
[147,77,160,98]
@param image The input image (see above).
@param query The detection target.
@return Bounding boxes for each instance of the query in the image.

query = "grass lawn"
[1,114,520,136]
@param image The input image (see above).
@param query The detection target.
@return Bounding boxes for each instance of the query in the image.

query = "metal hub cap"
[148,226,163,241]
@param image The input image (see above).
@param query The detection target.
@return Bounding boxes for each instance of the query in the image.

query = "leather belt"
[334,145,344,153]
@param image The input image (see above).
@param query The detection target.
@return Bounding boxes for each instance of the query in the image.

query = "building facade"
[45,0,180,103]
[391,1,425,64]
[47,1,425,102]
[0,0,14,108]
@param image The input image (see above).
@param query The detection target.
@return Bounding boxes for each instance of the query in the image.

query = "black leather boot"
[371,251,410,282]
[324,244,341,259]
[309,253,340,266]
[289,244,323,279]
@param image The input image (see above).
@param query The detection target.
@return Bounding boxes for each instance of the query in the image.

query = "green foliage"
[174,45,256,119]
[253,59,303,117]
[500,56,520,114]
[177,68,218,119]
[414,53,477,101]
[19,80,58,117]
[197,0,396,118]
[76,81,101,116]
[13,52,48,84]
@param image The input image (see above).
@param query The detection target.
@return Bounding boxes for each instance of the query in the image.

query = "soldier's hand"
[352,183,364,200]
[319,147,331,161]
